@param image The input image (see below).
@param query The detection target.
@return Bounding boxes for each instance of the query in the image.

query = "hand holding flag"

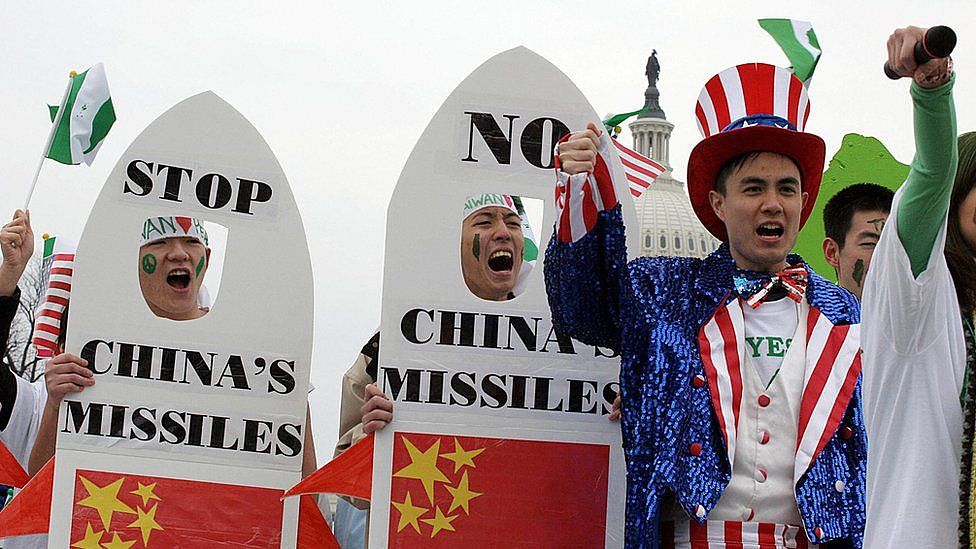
[554,125,620,243]
[0,210,34,295]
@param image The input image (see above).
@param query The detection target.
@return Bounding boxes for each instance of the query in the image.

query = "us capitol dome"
[623,50,719,258]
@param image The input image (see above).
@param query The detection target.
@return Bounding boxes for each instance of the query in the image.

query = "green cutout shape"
[792,133,909,281]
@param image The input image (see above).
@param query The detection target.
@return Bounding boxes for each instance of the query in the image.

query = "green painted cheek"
[852,258,865,287]
[472,234,480,260]
[141,254,157,275]
[195,255,205,277]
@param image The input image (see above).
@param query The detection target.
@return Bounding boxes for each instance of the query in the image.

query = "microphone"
[885,25,956,79]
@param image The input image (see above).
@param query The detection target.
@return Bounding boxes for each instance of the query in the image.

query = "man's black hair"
[714,151,801,194]
[823,183,894,248]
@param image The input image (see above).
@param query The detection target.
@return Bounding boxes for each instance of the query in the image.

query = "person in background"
[821,183,894,299]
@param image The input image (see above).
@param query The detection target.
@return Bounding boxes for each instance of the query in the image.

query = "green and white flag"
[602,107,646,131]
[758,19,822,85]
[37,233,57,299]
[46,63,116,166]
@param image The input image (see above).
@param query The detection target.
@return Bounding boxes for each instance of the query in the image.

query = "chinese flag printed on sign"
[69,469,285,548]
[388,432,609,547]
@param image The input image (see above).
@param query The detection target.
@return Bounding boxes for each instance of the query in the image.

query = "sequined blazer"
[544,206,866,549]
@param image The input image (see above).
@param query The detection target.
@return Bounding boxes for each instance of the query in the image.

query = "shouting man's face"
[460,206,524,301]
[138,236,209,320]
[710,152,808,272]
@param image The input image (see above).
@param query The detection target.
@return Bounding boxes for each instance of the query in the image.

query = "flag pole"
[23,71,75,211]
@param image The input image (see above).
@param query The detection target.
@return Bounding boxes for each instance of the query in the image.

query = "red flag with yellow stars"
[388,432,610,547]
[68,470,286,548]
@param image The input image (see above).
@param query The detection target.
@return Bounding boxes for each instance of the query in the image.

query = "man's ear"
[822,238,841,271]
[709,190,726,222]
[205,248,211,266]
[801,190,809,210]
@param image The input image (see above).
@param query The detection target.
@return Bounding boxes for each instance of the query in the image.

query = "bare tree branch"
[4,255,46,381]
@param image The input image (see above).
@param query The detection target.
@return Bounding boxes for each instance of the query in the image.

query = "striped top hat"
[687,63,825,241]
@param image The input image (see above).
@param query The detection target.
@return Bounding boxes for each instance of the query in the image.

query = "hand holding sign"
[43,353,93,410]
[608,392,622,421]
[29,353,94,475]
[362,383,393,435]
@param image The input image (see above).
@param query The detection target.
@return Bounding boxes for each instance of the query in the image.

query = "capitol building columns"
[627,50,719,259]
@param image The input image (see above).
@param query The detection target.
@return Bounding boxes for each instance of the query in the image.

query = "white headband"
[141,216,209,247]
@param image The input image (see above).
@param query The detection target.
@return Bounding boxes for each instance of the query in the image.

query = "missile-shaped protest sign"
[369,47,635,547]
[48,92,313,548]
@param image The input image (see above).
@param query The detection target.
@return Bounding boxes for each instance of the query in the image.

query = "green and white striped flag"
[758,19,822,85]
[602,107,646,131]
[46,63,116,166]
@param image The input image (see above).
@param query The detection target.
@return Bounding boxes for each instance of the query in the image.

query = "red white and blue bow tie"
[733,266,809,308]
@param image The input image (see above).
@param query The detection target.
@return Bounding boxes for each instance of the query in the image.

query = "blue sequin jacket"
[545,206,866,549]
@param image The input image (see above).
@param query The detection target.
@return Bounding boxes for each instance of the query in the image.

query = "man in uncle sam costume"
[546,62,864,547]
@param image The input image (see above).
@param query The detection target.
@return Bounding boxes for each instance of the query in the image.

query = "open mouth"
[487,250,514,273]
[756,223,785,240]
[166,268,191,290]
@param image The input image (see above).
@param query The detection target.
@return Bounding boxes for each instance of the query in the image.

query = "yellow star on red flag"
[445,471,482,515]
[127,503,164,545]
[70,523,105,549]
[421,506,458,538]
[391,491,428,534]
[101,532,137,549]
[393,437,450,505]
[76,476,136,531]
[441,437,484,473]
[130,482,161,506]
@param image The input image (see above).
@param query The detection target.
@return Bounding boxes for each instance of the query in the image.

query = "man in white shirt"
[860,26,962,549]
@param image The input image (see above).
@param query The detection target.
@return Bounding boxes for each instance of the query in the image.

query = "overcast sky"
[1,1,973,457]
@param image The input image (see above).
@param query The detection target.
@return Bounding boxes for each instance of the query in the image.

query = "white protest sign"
[369,47,638,548]
[49,92,312,548]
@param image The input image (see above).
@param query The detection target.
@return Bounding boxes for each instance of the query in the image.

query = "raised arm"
[887,27,957,276]
[0,210,34,432]
[0,210,33,299]
[544,123,632,351]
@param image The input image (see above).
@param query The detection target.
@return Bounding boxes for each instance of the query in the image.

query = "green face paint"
[472,234,480,260]
[141,254,157,275]
[852,258,865,287]
[195,255,205,277]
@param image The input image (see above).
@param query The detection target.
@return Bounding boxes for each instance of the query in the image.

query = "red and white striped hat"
[32,238,76,359]
[687,63,825,241]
